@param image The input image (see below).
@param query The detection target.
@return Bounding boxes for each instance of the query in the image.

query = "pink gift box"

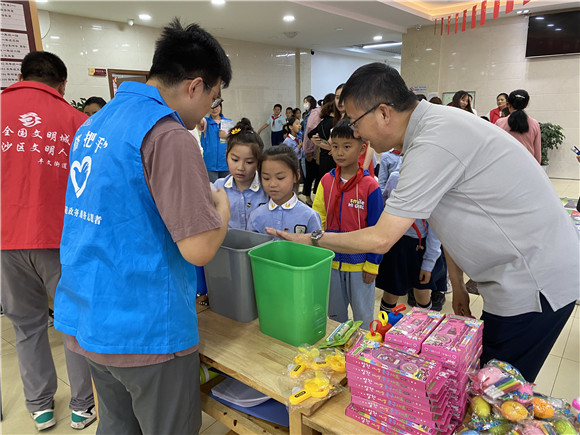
[421,315,482,368]
[383,308,444,353]
[347,371,433,410]
[346,338,441,390]
[351,388,437,428]
[347,372,452,414]
[345,403,412,435]
[346,362,426,396]
[347,402,439,435]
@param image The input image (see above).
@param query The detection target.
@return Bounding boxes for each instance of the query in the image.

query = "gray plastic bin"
[204,229,274,322]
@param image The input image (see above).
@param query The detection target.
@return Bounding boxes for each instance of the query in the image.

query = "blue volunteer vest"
[54,81,199,354]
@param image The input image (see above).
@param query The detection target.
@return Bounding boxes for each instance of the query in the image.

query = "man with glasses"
[54,19,231,434]
[269,62,578,383]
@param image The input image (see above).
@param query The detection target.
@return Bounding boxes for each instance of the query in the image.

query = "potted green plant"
[539,122,565,167]
[70,97,86,112]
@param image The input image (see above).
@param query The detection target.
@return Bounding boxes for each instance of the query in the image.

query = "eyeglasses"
[348,102,394,132]
[186,77,223,109]
[210,97,223,109]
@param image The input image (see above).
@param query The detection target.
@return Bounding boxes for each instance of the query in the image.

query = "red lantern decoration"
[447,15,451,34]
[481,1,487,25]
[462,9,467,31]
[493,0,500,18]
[472,5,477,28]
[506,0,514,13]
[454,13,459,33]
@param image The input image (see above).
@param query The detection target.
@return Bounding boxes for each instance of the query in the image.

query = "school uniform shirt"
[282,134,303,159]
[378,149,401,201]
[312,169,384,274]
[248,193,321,235]
[214,173,268,230]
[1,81,88,250]
[200,114,231,172]
[265,114,285,133]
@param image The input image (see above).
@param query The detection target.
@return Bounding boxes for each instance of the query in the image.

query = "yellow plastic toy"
[325,354,346,373]
[289,372,331,405]
[289,363,307,379]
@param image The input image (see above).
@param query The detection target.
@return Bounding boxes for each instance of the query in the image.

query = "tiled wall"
[401,15,579,180]
[40,11,305,147]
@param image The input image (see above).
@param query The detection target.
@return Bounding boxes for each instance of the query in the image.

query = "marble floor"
[1,178,579,434]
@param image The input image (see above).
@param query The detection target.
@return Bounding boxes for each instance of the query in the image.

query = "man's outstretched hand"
[265,228,312,245]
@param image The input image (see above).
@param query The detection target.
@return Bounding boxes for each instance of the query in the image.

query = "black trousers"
[480,294,575,382]
[303,158,319,196]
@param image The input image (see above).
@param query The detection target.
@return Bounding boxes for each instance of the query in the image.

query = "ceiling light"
[138,14,151,21]
[535,16,544,20]
[127,19,134,26]
[425,47,432,51]
[50,35,60,39]
[92,25,102,30]
[373,35,382,41]
[547,23,554,27]
[517,10,522,14]
[335,28,344,31]
[555,28,562,31]
[362,42,402,49]
[211,0,225,5]
[283,15,295,22]
[523,10,529,13]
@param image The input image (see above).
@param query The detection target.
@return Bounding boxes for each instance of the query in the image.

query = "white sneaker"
[31,408,56,431]
[71,405,97,430]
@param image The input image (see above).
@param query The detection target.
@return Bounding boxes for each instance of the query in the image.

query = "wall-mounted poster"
[107,69,149,98]
[0,0,42,89]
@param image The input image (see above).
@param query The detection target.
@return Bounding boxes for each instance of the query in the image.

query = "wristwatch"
[310,230,324,247]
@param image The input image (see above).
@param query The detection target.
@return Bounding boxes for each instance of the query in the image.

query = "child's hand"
[362,271,377,284]
[419,269,431,284]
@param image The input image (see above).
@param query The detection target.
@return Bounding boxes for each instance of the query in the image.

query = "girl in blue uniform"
[248,145,321,235]
[282,116,305,182]
[214,119,268,230]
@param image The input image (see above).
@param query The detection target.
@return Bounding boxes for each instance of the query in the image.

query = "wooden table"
[301,390,383,435]
[197,308,345,435]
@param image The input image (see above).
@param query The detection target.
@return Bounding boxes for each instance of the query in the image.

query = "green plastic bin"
[248,241,334,346]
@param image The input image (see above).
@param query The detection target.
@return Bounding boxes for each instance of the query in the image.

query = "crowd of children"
[208,94,449,327]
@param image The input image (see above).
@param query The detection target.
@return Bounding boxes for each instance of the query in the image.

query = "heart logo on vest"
[70,156,92,198]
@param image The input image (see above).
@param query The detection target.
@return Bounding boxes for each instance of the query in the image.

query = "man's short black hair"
[149,18,232,89]
[20,51,67,87]
[83,96,107,109]
[340,62,416,113]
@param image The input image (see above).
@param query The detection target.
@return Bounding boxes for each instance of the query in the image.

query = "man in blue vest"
[54,19,232,434]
